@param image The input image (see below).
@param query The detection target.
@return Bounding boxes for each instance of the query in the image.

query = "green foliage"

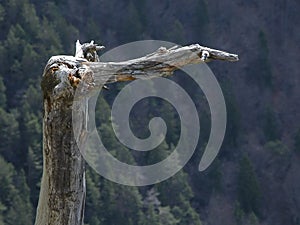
[27,146,42,205]
[235,201,260,225]
[171,199,202,225]
[100,180,143,225]
[0,4,5,23]
[141,189,161,225]
[237,155,261,215]
[21,1,40,37]
[119,1,143,42]
[0,157,34,224]
[156,171,202,225]
[234,201,245,225]
[164,19,185,44]
[265,140,289,156]
[85,18,102,42]
[42,2,79,52]
[158,101,180,148]
[249,212,259,225]
[190,158,223,205]
[85,168,102,225]
[141,204,160,225]
[0,202,6,225]
[0,77,6,108]
[140,191,180,225]
[193,158,223,194]
[0,1,244,224]
[95,95,111,127]
[37,17,63,55]
[158,206,179,225]
[157,171,193,206]
[0,108,20,163]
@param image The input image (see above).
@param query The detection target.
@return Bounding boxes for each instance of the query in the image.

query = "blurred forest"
[0,0,299,225]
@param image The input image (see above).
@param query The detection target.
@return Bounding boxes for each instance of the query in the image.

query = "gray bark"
[34,41,102,225]
[35,40,238,225]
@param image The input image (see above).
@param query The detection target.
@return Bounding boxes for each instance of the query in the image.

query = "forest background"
[0,0,299,224]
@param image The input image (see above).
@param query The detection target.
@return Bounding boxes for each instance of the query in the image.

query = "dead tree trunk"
[34,41,101,225]
[35,41,238,225]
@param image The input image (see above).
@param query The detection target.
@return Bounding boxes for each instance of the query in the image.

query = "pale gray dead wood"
[35,40,102,225]
[35,40,238,225]
[87,43,238,83]
[43,43,238,93]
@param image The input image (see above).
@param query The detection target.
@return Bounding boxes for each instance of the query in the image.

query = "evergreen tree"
[7,170,33,225]
[37,17,63,57]
[0,1,289,225]
[0,201,6,225]
[234,201,245,225]
[265,140,289,156]
[164,19,185,44]
[27,146,42,206]
[119,1,143,42]
[0,157,33,224]
[20,1,40,38]
[157,101,180,148]
[42,2,79,52]
[100,179,144,225]
[19,85,43,204]
[85,168,102,225]
[0,77,6,108]
[0,4,4,24]
[237,155,261,215]
[0,108,20,164]
[141,189,161,225]
[156,171,202,225]
[141,189,179,225]
[141,204,160,225]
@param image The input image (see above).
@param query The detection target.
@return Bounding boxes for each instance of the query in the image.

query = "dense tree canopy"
[0,0,298,224]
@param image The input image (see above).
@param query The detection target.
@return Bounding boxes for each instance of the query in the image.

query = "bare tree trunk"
[34,41,102,225]
[34,40,238,225]
[34,88,86,225]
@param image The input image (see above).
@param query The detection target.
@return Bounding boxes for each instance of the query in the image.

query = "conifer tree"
[237,155,261,215]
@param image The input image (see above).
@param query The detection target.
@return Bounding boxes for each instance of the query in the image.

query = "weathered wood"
[44,43,238,93]
[35,41,103,225]
[86,44,238,84]
[35,40,238,225]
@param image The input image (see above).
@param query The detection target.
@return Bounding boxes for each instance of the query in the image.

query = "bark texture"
[35,40,238,225]
[34,41,103,225]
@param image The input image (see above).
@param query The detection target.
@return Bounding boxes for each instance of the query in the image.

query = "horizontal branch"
[79,44,238,87]
[42,43,238,98]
